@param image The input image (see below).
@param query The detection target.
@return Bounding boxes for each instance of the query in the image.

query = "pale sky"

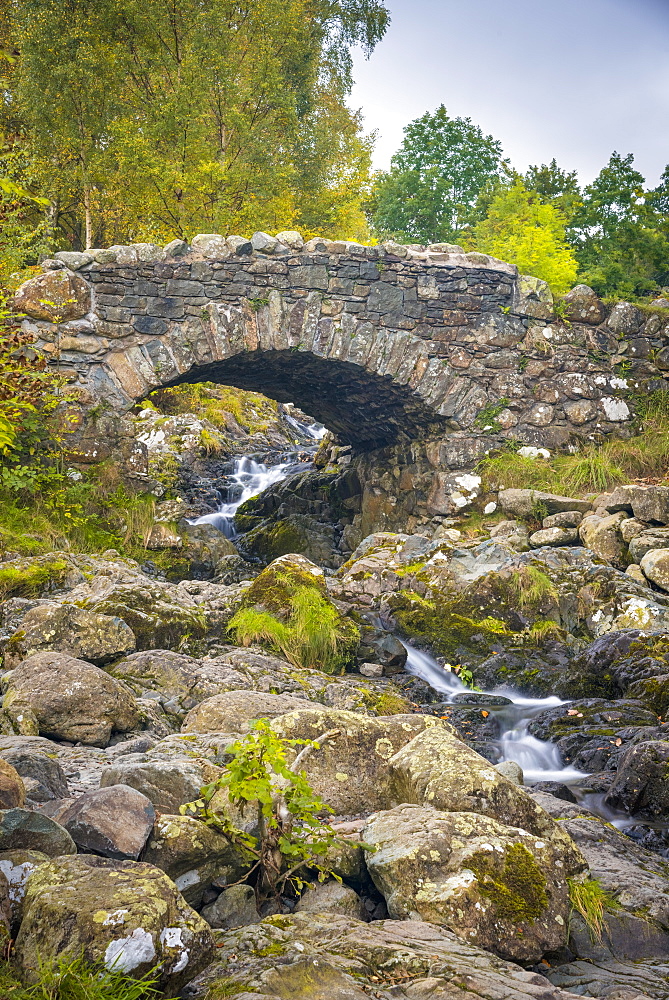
[350,0,669,188]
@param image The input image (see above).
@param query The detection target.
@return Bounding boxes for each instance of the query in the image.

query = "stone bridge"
[13,230,643,456]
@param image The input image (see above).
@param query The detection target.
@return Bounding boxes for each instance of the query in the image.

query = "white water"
[192,419,326,538]
[403,643,587,785]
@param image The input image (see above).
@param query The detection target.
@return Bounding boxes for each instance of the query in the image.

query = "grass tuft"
[0,953,159,999]
[568,877,620,942]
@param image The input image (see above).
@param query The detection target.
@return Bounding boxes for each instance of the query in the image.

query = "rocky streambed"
[5,424,669,998]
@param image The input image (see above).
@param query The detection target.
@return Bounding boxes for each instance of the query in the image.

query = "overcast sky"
[350,0,669,188]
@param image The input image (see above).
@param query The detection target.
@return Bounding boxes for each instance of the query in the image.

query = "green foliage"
[569,152,669,298]
[181,719,352,899]
[5,0,388,248]
[229,580,360,674]
[524,158,581,218]
[369,105,505,243]
[474,398,510,432]
[0,556,68,599]
[391,588,512,661]
[472,179,578,293]
[150,383,279,436]
[568,877,620,942]
[508,566,558,611]
[0,954,158,1000]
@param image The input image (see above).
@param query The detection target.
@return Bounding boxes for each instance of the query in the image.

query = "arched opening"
[159,349,449,451]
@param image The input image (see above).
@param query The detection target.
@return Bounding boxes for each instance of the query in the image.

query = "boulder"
[100,757,216,813]
[498,489,591,518]
[560,284,605,325]
[641,549,669,591]
[606,484,669,523]
[3,651,141,746]
[14,854,214,995]
[543,511,584,528]
[201,884,259,929]
[270,708,447,814]
[13,268,91,321]
[182,690,308,734]
[4,603,136,668]
[0,849,49,923]
[294,880,364,920]
[177,521,237,578]
[57,785,155,860]
[0,808,76,856]
[0,759,25,809]
[208,911,594,1000]
[488,520,531,551]
[578,511,627,566]
[606,301,643,336]
[605,741,669,818]
[529,526,578,547]
[387,725,585,855]
[629,527,669,562]
[0,744,68,803]
[275,230,304,249]
[364,804,570,963]
[143,814,249,907]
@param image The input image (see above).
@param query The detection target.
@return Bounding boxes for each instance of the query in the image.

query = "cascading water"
[192,419,326,539]
[403,643,586,784]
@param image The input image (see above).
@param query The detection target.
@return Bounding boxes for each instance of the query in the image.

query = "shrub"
[229,580,360,674]
[181,720,356,902]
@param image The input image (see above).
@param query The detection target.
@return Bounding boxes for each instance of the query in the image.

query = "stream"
[197,443,637,833]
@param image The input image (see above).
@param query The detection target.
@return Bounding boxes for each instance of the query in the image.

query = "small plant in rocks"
[181,720,361,903]
[0,954,158,999]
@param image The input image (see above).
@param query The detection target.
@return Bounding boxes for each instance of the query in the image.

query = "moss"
[242,561,327,616]
[467,843,549,922]
[239,518,307,563]
[390,589,513,661]
[373,691,414,716]
[0,557,69,599]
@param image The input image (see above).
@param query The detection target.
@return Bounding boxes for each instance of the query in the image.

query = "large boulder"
[143,814,249,907]
[13,268,91,321]
[3,603,136,668]
[578,512,627,567]
[498,489,591,519]
[14,854,214,995]
[387,725,585,855]
[364,804,571,963]
[270,708,446,814]
[57,785,156,860]
[606,484,669,523]
[182,690,308,734]
[3,652,141,746]
[177,520,238,579]
[0,808,76,856]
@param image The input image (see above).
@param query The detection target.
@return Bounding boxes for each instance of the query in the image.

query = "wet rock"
[182,690,308,734]
[0,759,25,808]
[271,708,446,814]
[531,781,577,802]
[100,757,216,813]
[364,804,570,963]
[15,854,214,996]
[561,284,606,325]
[295,880,364,919]
[13,268,91,321]
[471,644,573,698]
[3,651,141,746]
[0,808,76,856]
[0,745,68,803]
[528,698,658,743]
[57,785,155,860]
[498,489,592,518]
[556,629,669,702]
[4,603,136,668]
[143,814,249,907]
[530,791,669,930]
[201,884,259,929]
[578,511,627,566]
[605,741,669,818]
[177,521,238,579]
[529,526,578,547]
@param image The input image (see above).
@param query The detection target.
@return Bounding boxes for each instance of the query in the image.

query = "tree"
[524,158,581,218]
[472,179,578,292]
[369,105,505,244]
[569,152,669,297]
[6,0,389,248]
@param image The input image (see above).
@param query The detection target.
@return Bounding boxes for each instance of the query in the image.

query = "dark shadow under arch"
[161,349,449,450]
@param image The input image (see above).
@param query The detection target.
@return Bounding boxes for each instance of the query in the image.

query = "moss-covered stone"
[15,854,214,996]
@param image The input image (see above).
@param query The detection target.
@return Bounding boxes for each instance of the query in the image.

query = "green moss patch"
[468,843,549,922]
